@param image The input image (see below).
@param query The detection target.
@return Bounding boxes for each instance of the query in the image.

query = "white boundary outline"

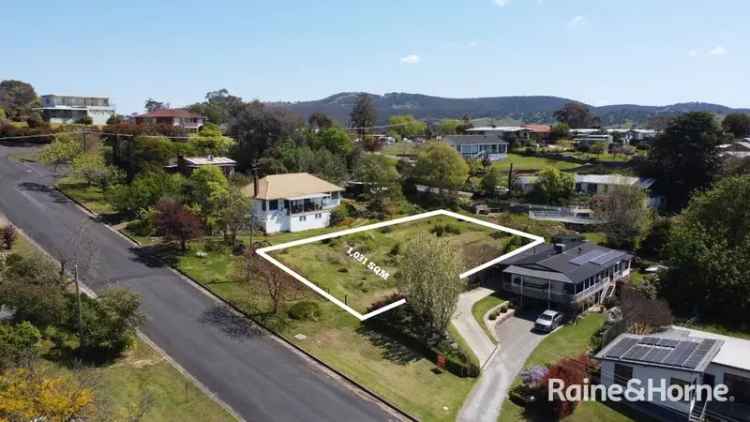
[256,209,544,321]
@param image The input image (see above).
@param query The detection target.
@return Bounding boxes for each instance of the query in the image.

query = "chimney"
[554,243,566,254]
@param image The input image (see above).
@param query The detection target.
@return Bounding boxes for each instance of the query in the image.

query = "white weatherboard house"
[242,173,343,234]
[596,329,750,422]
[35,95,115,125]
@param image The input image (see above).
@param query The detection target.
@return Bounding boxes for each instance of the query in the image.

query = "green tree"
[648,112,726,211]
[39,133,84,171]
[660,175,750,326]
[481,166,504,197]
[388,115,426,140]
[412,142,469,196]
[437,119,462,135]
[228,100,304,170]
[0,322,42,370]
[398,233,465,342]
[188,123,235,156]
[553,102,600,129]
[550,122,571,140]
[144,98,166,113]
[71,153,119,190]
[534,168,575,204]
[216,187,250,247]
[592,184,651,249]
[122,135,176,180]
[354,155,402,212]
[187,89,244,125]
[308,112,334,130]
[0,253,68,328]
[186,165,230,229]
[315,127,353,156]
[74,289,144,358]
[0,80,38,121]
[349,93,377,139]
[0,107,6,121]
[721,113,750,139]
[108,171,183,216]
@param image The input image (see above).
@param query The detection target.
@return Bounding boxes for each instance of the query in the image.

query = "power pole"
[507,163,514,197]
[74,264,83,340]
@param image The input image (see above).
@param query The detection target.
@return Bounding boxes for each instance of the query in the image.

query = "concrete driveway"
[458,308,546,422]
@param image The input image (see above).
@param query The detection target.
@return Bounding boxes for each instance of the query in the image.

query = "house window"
[299,216,307,222]
[315,213,322,219]
[332,192,340,200]
[262,201,267,211]
[269,200,279,211]
[725,373,750,405]
[613,364,633,386]
[512,275,522,286]
[564,283,575,295]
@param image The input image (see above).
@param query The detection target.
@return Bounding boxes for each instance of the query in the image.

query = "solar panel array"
[604,337,719,370]
[590,250,626,265]
[569,250,609,265]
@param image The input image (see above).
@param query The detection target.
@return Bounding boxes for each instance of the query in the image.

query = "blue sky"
[2,1,748,114]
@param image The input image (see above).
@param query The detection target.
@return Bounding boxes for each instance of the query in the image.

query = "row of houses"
[35,94,206,130]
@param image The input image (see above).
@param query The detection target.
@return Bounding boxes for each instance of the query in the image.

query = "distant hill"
[270,92,750,127]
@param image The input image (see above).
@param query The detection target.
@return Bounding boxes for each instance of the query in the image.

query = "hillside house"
[597,329,750,422]
[34,95,115,125]
[241,173,343,233]
[134,109,205,131]
[166,155,236,177]
[499,240,632,312]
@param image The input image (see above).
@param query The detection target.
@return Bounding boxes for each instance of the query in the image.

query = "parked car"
[534,310,563,333]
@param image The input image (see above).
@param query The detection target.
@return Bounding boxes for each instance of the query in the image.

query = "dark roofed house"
[499,239,632,312]
[134,108,205,131]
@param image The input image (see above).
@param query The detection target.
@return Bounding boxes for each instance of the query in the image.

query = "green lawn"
[56,175,115,215]
[5,231,236,422]
[492,153,580,173]
[497,312,648,422]
[471,293,508,343]
[171,227,482,422]
[270,215,525,314]
[381,142,419,156]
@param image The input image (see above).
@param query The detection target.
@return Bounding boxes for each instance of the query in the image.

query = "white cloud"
[493,0,511,6]
[709,46,728,56]
[567,15,585,28]
[400,54,420,65]
[467,41,479,48]
[688,49,699,57]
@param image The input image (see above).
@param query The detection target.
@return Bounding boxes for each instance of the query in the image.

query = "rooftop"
[136,108,204,119]
[241,173,343,200]
[522,124,551,133]
[466,126,527,133]
[443,134,511,145]
[503,241,632,284]
[596,333,723,373]
[183,156,236,166]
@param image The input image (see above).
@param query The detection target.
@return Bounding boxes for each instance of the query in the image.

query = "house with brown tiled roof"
[241,173,344,233]
[134,108,205,131]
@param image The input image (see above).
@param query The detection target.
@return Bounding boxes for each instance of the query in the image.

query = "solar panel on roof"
[664,342,699,366]
[640,337,660,345]
[682,340,717,369]
[570,250,609,265]
[643,347,671,364]
[623,345,651,361]
[657,338,680,348]
[591,250,626,265]
[606,337,638,358]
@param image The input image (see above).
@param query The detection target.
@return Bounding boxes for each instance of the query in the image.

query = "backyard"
[269,215,528,314]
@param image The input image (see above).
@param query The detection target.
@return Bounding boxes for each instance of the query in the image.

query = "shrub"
[288,301,322,321]
[330,206,349,226]
[2,225,17,250]
[379,225,393,234]
[389,243,401,256]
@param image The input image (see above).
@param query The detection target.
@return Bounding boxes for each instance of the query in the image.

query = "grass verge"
[470,293,508,343]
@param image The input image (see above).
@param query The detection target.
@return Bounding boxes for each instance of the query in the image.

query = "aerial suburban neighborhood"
[0,2,749,422]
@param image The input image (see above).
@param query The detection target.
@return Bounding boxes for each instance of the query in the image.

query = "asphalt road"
[0,144,394,422]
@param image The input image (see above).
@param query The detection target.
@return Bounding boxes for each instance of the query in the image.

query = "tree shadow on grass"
[355,325,421,365]
[129,243,181,268]
[199,305,264,340]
